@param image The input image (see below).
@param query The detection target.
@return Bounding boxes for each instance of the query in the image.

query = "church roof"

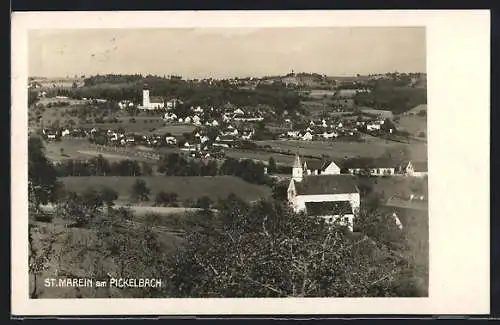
[305,201,353,216]
[294,175,358,195]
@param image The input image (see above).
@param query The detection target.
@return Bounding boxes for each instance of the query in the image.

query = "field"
[149,124,197,136]
[395,104,427,137]
[256,138,428,162]
[300,90,336,99]
[395,115,427,138]
[77,118,165,134]
[44,139,159,162]
[60,175,272,203]
[357,175,428,201]
[360,108,394,119]
[31,97,172,135]
[225,148,302,166]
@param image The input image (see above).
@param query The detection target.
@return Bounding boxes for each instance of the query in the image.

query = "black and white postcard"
[11,10,490,316]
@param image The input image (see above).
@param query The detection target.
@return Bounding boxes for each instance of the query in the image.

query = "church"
[141,88,165,110]
[287,154,360,231]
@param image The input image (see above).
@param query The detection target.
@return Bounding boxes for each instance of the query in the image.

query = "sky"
[29,27,426,79]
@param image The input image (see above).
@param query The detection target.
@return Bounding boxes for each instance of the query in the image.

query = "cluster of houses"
[163,103,264,127]
[281,117,391,141]
[287,154,428,232]
[296,155,427,178]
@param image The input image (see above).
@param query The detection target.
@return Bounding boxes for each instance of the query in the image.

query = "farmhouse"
[301,132,313,141]
[288,155,360,231]
[303,159,342,176]
[401,161,428,177]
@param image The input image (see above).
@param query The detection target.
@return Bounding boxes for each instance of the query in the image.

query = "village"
[29,71,428,234]
[25,24,433,300]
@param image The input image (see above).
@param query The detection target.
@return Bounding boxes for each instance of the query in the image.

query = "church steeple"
[292,153,303,182]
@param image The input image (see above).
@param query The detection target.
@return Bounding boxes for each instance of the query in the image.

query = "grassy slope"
[257,138,428,162]
[30,216,184,298]
[60,175,272,203]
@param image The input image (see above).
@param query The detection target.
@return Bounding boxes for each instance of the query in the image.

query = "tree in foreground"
[130,179,151,202]
[166,196,423,298]
[28,136,61,205]
[100,187,119,208]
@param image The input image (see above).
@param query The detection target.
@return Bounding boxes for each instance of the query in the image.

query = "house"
[366,123,381,131]
[192,115,201,125]
[192,106,203,113]
[223,125,238,136]
[401,161,428,177]
[181,142,196,151]
[118,100,133,109]
[301,132,313,141]
[287,155,360,231]
[233,108,245,116]
[241,129,254,140]
[165,136,177,145]
[344,158,399,176]
[303,160,342,176]
[166,98,182,110]
[322,131,338,139]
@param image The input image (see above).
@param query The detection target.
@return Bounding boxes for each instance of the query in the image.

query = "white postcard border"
[11,10,490,316]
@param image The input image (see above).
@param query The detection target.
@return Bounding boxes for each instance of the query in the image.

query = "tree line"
[54,156,152,177]
[50,146,271,186]
[34,74,302,116]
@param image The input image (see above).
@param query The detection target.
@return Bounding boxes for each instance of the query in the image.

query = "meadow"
[44,139,159,162]
[225,148,301,166]
[60,175,272,203]
[395,115,427,138]
[256,138,428,162]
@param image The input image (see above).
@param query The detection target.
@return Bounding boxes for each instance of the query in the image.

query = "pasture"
[360,108,394,119]
[301,90,336,99]
[395,115,427,138]
[225,148,303,166]
[60,175,272,203]
[357,176,428,201]
[44,139,160,162]
[150,124,197,136]
[256,138,428,162]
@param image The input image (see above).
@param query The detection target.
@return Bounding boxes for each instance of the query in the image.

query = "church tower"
[292,153,303,182]
[142,88,150,108]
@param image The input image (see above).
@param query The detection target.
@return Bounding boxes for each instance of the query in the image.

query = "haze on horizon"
[29,27,426,79]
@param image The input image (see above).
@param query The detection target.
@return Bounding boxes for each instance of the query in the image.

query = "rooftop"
[294,175,358,196]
